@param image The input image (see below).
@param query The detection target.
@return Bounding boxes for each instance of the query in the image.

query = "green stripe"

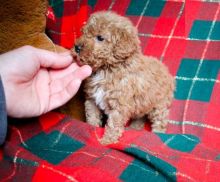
[157,133,200,152]
[88,0,97,8]
[4,155,39,167]
[189,20,220,40]
[49,0,64,17]
[126,0,166,17]
[175,59,220,102]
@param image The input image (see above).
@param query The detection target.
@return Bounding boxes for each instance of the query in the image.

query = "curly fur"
[73,11,175,145]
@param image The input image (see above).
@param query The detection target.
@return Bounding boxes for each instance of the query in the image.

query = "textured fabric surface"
[46,0,88,49]
[1,0,220,181]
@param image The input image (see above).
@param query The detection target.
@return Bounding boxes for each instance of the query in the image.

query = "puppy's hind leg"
[85,99,102,127]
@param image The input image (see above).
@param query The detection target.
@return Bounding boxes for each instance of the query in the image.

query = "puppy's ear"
[113,28,140,60]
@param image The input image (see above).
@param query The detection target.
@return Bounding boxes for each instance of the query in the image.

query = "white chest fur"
[91,71,106,110]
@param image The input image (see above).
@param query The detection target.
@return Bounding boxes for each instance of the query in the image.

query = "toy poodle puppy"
[72,11,175,145]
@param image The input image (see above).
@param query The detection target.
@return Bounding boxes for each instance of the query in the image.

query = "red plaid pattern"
[1,0,220,181]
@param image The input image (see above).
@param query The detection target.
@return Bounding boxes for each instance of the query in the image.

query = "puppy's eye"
[96,35,104,41]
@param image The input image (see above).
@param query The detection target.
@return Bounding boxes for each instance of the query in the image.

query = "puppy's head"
[73,11,140,71]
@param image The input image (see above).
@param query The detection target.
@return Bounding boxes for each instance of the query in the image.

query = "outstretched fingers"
[33,47,73,69]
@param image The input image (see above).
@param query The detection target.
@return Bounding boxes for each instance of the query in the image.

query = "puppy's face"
[73,11,140,71]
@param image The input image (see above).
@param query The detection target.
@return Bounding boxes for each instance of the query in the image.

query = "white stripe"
[51,122,71,147]
[203,0,220,2]
[175,76,220,83]
[160,3,185,62]
[42,164,78,181]
[11,126,29,148]
[168,120,220,132]
[1,149,22,181]
[135,0,150,29]
[138,33,220,42]
[108,0,116,10]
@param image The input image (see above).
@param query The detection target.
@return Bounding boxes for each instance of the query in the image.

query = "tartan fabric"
[1,0,220,181]
[46,0,88,49]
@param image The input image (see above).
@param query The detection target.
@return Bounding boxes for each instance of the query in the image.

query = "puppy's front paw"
[87,118,102,127]
[151,121,167,133]
[99,136,119,145]
[152,128,166,133]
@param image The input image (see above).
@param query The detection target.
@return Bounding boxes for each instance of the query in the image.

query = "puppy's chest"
[86,72,109,110]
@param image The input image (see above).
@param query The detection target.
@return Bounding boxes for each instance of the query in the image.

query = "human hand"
[0,46,92,118]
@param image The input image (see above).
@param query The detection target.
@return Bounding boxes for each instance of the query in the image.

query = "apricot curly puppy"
[73,11,175,145]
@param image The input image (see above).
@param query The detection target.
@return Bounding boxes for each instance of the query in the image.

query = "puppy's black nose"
[75,45,81,53]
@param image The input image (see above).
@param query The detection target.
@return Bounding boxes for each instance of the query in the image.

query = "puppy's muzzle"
[75,45,82,54]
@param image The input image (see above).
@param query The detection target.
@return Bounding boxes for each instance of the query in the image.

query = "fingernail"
[63,54,73,62]
[59,51,71,56]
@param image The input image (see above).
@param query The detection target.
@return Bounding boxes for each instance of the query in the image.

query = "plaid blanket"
[1,0,220,181]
